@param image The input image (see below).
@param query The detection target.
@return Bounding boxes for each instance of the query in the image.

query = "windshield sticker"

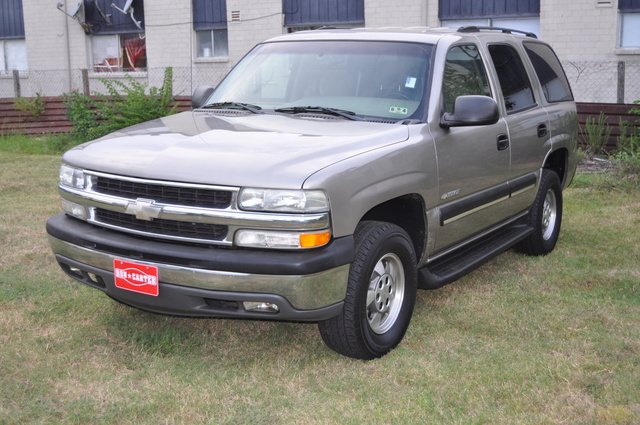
[389,106,409,115]
[405,77,417,89]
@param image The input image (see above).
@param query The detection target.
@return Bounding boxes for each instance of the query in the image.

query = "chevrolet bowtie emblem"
[125,198,162,221]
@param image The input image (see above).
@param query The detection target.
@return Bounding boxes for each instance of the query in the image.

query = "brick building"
[1,0,639,102]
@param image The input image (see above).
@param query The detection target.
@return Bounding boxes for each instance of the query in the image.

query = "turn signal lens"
[300,231,331,248]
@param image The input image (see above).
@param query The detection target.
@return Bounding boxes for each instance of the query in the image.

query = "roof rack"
[457,26,538,39]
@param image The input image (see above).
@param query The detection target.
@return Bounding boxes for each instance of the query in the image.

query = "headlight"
[238,188,329,213]
[59,164,85,189]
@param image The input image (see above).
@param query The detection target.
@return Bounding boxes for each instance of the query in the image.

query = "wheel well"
[544,148,568,185]
[360,195,426,261]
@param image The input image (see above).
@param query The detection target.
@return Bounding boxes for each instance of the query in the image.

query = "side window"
[442,45,492,114]
[523,42,574,103]
[488,44,536,113]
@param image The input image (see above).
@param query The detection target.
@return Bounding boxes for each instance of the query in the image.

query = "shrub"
[61,91,101,141]
[613,101,640,186]
[13,93,46,119]
[62,67,177,143]
[582,111,611,156]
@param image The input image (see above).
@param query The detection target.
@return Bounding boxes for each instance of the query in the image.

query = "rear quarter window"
[523,42,574,103]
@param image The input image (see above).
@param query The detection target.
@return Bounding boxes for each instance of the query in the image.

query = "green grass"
[0,133,81,155]
[1,149,639,424]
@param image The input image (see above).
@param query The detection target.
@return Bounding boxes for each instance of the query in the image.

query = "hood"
[63,111,410,188]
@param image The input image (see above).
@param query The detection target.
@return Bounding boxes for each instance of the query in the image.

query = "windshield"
[205,40,433,121]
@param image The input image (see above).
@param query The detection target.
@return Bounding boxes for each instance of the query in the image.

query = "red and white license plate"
[113,259,159,296]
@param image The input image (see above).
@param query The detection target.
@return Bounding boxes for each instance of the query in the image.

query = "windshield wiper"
[201,102,264,114]
[275,106,364,121]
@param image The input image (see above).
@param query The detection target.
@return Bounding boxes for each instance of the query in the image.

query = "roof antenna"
[56,1,93,34]
[111,0,143,31]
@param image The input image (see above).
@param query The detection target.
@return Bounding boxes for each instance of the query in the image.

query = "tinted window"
[524,42,574,102]
[442,45,492,114]
[488,44,536,113]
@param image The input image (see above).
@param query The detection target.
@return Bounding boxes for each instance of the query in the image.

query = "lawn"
[0,148,638,424]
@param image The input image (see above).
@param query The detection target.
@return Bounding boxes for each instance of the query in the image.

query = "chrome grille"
[95,209,228,242]
[95,176,232,208]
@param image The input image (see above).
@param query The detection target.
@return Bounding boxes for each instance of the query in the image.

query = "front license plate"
[114,260,159,296]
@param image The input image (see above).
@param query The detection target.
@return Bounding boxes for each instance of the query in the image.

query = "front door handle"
[497,134,509,151]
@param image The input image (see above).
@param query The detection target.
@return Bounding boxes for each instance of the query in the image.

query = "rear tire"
[515,169,563,256]
[318,221,417,360]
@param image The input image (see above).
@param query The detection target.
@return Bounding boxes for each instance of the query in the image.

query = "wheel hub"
[366,253,405,334]
[542,190,557,240]
[373,274,394,314]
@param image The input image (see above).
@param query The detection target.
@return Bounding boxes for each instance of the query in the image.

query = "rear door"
[486,41,549,216]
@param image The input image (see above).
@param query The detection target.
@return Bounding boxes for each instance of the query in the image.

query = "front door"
[431,44,511,253]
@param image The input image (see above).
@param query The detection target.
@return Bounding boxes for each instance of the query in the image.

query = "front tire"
[515,169,563,256]
[318,221,417,360]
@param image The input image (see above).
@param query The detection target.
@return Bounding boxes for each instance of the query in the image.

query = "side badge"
[441,189,461,201]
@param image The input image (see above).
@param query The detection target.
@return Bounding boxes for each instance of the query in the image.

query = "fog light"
[61,199,88,220]
[243,301,279,313]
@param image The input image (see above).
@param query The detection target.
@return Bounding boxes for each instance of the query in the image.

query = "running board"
[418,224,533,289]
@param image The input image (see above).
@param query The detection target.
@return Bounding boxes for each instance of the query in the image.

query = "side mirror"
[192,85,214,109]
[440,95,500,128]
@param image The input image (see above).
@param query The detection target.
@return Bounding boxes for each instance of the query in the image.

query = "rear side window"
[488,44,536,113]
[523,42,574,103]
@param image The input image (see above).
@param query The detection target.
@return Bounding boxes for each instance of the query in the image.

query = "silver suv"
[47,26,577,359]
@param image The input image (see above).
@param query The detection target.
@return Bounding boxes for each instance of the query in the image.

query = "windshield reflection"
[206,40,433,121]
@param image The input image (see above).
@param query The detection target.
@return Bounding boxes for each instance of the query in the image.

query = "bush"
[613,101,640,186]
[582,111,611,156]
[13,93,46,119]
[60,91,102,140]
[62,67,177,143]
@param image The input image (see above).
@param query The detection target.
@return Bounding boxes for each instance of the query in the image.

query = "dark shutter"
[284,0,364,27]
[619,0,640,12]
[439,0,540,20]
[193,0,228,30]
[86,0,145,34]
[0,0,25,39]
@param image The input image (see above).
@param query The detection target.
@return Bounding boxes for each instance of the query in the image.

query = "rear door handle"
[538,123,548,138]
[497,134,509,151]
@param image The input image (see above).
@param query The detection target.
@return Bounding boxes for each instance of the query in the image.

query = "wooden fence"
[1,97,638,150]
[1,96,191,136]
[576,102,638,150]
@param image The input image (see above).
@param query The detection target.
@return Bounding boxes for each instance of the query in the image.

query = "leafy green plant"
[13,93,46,119]
[93,67,176,135]
[61,67,177,143]
[617,102,640,156]
[60,90,101,140]
[582,111,611,156]
[614,101,640,186]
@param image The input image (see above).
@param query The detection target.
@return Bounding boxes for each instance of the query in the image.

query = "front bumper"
[46,213,353,321]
